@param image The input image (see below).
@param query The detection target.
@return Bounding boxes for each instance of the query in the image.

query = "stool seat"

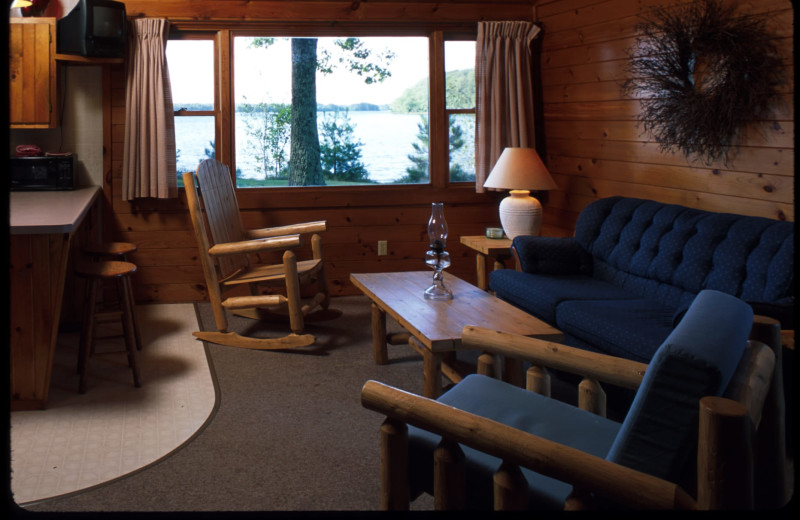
[76,260,137,279]
[76,259,141,394]
[81,241,143,352]
[84,241,138,257]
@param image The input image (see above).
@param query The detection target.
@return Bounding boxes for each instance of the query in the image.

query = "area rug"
[9,303,217,506]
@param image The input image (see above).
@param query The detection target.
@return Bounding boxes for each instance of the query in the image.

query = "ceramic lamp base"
[498,190,543,239]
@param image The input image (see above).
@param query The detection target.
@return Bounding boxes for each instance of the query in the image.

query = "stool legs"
[118,277,142,388]
[76,260,141,394]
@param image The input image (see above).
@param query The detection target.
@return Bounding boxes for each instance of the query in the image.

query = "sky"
[167,37,475,107]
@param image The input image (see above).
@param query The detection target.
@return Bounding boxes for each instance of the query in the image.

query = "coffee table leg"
[411,336,442,398]
[371,303,389,364]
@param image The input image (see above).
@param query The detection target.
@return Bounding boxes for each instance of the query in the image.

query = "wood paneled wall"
[105,0,794,304]
[536,0,794,235]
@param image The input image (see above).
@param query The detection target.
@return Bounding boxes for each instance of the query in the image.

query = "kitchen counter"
[9,186,101,410]
[10,186,100,234]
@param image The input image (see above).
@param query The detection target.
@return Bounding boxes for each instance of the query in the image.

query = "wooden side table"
[459,235,513,290]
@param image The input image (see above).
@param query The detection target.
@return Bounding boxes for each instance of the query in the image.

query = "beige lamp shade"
[483,147,557,239]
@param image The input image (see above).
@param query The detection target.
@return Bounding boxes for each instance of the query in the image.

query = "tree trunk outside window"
[289,38,325,186]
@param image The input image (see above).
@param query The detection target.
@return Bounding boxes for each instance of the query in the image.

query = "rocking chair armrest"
[208,234,302,256]
[461,326,648,390]
[246,221,327,240]
[360,380,696,510]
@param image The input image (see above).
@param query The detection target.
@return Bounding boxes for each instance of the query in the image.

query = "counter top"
[10,186,101,235]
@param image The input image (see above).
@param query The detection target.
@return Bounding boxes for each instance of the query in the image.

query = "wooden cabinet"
[9,17,58,129]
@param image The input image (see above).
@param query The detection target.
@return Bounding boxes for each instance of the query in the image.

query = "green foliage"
[390,78,429,113]
[318,38,396,84]
[400,114,471,183]
[400,116,431,183]
[319,109,370,182]
[203,140,215,159]
[240,102,292,179]
[390,69,475,113]
[445,69,476,109]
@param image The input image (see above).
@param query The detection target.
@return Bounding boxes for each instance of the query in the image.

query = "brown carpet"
[19,295,443,513]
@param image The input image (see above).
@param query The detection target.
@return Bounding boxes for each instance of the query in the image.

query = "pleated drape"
[475,21,542,192]
[122,18,177,200]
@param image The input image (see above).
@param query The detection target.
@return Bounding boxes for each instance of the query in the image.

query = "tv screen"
[93,6,124,39]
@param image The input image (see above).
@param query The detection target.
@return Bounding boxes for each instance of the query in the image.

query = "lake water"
[175,110,474,184]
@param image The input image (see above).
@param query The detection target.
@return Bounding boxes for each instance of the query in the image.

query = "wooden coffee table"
[350,271,560,397]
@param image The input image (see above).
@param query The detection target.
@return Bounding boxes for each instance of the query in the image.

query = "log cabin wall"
[536,0,794,235]
[105,0,794,303]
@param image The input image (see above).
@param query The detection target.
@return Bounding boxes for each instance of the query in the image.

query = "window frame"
[443,35,477,185]
[168,31,222,181]
[168,23,478,208]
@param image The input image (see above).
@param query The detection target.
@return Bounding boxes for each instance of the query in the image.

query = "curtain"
[475,21,542,192]
[122,18,176,200]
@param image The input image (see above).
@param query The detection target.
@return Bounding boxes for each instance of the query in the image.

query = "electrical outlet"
[377,240,388,256]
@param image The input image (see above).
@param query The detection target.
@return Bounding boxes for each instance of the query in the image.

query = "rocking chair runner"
[183,159,332,349]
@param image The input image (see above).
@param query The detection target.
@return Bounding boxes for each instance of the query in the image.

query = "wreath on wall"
[622,0,784,165]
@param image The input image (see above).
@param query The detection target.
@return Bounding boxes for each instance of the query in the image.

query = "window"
[168,29,476,190]
[233,35,433,187]
[445,40,476,183]
[166,36,217,187]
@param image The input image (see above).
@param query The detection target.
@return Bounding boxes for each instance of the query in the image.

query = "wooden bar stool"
[75,260,142,394]
[83,242,143,351]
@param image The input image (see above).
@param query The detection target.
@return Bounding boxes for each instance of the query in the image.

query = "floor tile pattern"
[10,304,216,506]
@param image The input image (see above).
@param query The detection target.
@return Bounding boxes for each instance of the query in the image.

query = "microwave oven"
[9,155,76,191]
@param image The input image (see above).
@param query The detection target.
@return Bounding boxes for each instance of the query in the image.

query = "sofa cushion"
[556,298,675,362]
[513,236,593,275]
[573,197,794,320]
[489,269,636,323]
[408,374,621,509]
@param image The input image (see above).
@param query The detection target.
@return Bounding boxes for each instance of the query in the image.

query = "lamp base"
[498,190,543,239]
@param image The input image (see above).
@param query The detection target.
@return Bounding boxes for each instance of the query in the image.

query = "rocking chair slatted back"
[195,159,250,280]
[183,170,229,332]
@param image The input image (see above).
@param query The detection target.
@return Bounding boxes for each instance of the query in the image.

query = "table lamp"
[483,147,557,239]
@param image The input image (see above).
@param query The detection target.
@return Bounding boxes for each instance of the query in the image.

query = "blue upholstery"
[556,299,674,362]
[490,196,794,362]
[605,291,752,486]
[489,270,636,324]
[408,375,621,509]
[406,290,752,509]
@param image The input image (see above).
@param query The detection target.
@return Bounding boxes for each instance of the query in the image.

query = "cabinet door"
[9,18,58,129]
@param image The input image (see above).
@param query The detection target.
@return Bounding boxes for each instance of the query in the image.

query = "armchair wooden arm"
[463,325,648,416]
[361,380,696,510]
[462,326,648,390]
[245,221,327,240]
[208,235,302,257]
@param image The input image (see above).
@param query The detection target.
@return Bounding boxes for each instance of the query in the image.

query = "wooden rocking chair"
[183,159,333,350]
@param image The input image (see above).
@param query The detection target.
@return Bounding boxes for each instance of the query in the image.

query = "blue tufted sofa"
[489,196,795,364]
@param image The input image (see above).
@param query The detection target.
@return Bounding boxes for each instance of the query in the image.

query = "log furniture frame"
[183,159,333,349]
[361,314,788,510]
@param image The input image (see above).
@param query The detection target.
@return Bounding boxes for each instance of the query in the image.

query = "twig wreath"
[623,0,784,165]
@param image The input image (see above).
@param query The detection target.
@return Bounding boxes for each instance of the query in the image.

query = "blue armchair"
[361,290,787,510]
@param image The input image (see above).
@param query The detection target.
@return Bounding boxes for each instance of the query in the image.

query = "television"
[57,0,127,59]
